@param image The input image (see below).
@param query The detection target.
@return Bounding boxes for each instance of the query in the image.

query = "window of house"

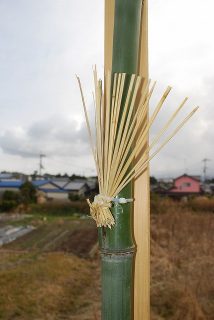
[182,182,191,187]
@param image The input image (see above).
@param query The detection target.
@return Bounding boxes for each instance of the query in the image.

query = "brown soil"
[55,227,98,257]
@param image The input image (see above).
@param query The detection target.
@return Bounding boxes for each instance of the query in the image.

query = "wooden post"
[134,2,150,320]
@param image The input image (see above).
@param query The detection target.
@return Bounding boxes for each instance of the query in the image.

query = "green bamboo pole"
[99,1,143,319]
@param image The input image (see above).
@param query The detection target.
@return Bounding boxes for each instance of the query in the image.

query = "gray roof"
[86,180,97,189]
[64,181,88,191]
[51,179,70,188]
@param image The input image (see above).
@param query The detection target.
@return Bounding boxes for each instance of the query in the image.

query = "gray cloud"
[0,115,90,159]
[149,75,214,178]
[0,0,213,177]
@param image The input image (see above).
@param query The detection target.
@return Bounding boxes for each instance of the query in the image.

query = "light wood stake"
[134,1,150,319]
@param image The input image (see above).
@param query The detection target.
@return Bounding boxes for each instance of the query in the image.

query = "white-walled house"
[63,181,89,197]
[32,180,69,201]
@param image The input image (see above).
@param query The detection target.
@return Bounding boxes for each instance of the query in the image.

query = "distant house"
[0,180,23,196]
[0,173,13,180]
[32,180,69,201]
[86,177,98,193]
[0,172,28,181]
[167,174,201,197]
[64,181,89,197]
[0,177,94,201]
[158,177,174,184]
[50,178,70,189]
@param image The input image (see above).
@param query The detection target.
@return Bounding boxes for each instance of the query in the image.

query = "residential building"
[32,180,69,201]
[0,180,23,196]
[64,181,89,197]
[167,174,201,197]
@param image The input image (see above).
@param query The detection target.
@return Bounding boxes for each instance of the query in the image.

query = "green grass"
[29,201,89,216]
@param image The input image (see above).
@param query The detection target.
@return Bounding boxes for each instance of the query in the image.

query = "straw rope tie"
[87,194,133,228]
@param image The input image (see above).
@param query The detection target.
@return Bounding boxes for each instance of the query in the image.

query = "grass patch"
[29,201,89,217]
[0,217,99,319]
[151,209,214,319]
[1,197,213,319]
[0,252,94,320]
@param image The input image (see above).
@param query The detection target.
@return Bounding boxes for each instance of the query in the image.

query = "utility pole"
[202,158,211,182]
[39,154,46,176]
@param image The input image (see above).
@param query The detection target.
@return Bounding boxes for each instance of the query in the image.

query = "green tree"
[20,181,36,204]
[0,190,21,212]
[150,176,157,185]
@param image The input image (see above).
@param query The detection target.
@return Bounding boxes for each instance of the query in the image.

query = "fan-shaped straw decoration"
[77,68,198,228]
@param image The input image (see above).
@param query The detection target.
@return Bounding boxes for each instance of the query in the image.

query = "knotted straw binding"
[87,195,113,228]
[87,194,133,228]
[77,68,198,228]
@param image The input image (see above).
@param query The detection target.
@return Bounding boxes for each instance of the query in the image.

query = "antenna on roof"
[39,154,46,176]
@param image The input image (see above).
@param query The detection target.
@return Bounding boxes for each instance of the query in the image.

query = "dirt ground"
[0,205,214,319]
[0,217,101,320]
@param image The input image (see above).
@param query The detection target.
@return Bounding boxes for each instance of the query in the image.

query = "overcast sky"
[0,0,213,178]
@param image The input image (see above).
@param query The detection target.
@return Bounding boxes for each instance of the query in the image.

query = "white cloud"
[0,115,89,157]
[0,0,213,177]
